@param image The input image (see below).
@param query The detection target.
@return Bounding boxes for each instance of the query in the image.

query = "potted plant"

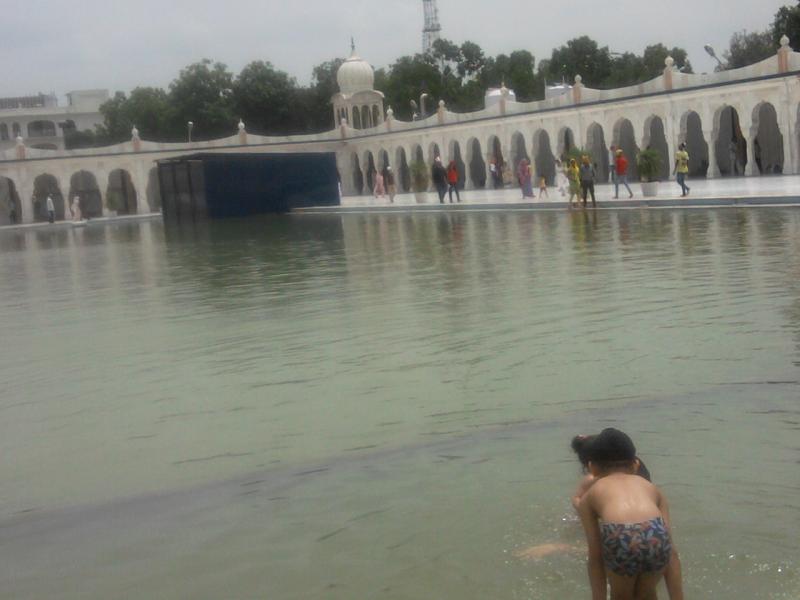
[637,149,662,197]
[410,159,429,203]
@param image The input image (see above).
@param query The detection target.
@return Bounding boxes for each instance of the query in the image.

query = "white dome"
[337,51,375,95]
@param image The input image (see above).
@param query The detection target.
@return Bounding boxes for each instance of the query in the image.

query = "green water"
[0,209,799,599]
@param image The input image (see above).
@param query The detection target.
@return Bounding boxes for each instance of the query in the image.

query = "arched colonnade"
[340,99,792,196]
[0,165,161,225]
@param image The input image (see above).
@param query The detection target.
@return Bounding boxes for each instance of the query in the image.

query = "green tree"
[458,41,486,78]
[605,52,646,88]
[65,128,101,150]
[233,61,302,135]
[308,58,345,130]
[723,30,775,69]
[98,91,129,142]
[773,2,800,50]
[431,38,462,74]
[642,44,692,77]
[97,87,170,143]
[541,36,612,88]
[479,50,538,101]
[381,55,444,120]
[168,59,235,140]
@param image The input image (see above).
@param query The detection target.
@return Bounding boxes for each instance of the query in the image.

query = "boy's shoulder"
[592,472,658,494]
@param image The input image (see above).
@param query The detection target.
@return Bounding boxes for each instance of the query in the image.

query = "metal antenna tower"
[422,0,442,54]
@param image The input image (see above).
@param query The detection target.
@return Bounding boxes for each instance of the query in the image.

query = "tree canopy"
[67,2,796,149]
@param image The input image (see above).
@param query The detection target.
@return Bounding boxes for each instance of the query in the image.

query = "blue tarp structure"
[157,152,339,221]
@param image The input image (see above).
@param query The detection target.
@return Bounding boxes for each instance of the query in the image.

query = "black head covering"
[590,428,636,464]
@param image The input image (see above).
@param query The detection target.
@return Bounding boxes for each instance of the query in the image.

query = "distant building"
[0,89,108,152]
[484,87,516,108]
[331,46,384,129]
[545,82,572,100]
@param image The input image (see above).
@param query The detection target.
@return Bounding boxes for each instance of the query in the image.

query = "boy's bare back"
[583,472,665,525]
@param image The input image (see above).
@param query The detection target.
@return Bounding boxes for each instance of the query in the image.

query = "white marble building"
[0,89,108,152]
[331,45,385,130]
[1,39,799,224]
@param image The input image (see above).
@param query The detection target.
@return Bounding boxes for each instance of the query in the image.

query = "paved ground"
[321,175,800,212]
[2,177,799,232]
[0,212,162,232]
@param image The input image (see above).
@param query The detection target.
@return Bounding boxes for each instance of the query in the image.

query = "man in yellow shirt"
[673,143,690,197]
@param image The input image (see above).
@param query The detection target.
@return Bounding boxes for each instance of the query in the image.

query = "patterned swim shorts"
[600,516,672,577]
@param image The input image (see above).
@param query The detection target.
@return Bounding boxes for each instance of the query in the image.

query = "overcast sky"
[2,0,789,98]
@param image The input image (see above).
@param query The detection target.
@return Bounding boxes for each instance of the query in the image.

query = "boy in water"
[578,428,679,600]
[570,434,651,511]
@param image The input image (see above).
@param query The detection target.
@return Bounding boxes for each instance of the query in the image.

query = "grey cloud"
[2,0,789,97]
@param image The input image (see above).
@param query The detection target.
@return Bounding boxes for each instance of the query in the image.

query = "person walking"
[518,159,534,199]
[538,175,549,199]
[614,149,634,199]
[567,158,581,208]
[673,143,691,197]
[432,157,448,204]
[489,158,503,189]
[71,196,82,221]
[46,194,55,223]
[384,167,397,203]
[728,141,739,176]
[373,170,385,199]
[446,160,461,203]
[555,160,568,197]
[608,145,618,185]
[579,155,597,207]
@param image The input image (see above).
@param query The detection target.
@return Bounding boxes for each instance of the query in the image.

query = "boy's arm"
[577,495,606,600]
[572,474,595,511]
[657,488,685,600]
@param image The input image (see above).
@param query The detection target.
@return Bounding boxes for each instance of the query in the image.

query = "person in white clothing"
[46,195,55,223]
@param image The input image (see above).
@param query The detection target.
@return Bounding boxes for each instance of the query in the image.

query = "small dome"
[337,48,375,95]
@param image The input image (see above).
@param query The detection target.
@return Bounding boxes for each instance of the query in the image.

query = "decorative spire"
[351,37,356,55]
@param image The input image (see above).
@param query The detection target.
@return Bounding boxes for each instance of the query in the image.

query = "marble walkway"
[318,175,800,212]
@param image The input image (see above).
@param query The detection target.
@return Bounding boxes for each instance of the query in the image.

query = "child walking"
[577,428,681,600]
[538,175,549,199]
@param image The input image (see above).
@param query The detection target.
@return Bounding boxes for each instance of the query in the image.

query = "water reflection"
[1,208,800,599]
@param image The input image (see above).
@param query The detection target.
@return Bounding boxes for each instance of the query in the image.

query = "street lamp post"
[187,121,194,143]
[419,93,430,119]
[704,44,725,70]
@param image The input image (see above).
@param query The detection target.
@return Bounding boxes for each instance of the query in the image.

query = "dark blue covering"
[158,152,339,221]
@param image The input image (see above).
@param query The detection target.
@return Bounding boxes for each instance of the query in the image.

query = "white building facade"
[0,89,108,153]
[1,40,799,224]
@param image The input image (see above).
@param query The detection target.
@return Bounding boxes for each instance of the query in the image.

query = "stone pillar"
[742,137,756,176]
[704,129,720,178]
[131,126,141,152]
[131,163,149,215]
[778,35,791,73]
[16,173,34,224]
[15,136,26,160]
[663,57,674,90]
[664,112,678,174]
[778,98,795,174]
[572,75,583,104]
[437,100,446,124]
[237,120,247,145]
[739,112,756,176]
[95,166,108,217]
